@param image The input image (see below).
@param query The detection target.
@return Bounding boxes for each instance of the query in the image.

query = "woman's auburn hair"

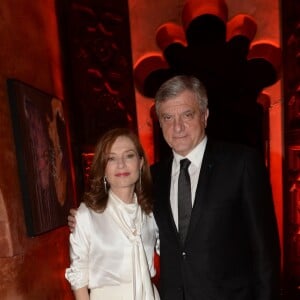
[83,128,153,214]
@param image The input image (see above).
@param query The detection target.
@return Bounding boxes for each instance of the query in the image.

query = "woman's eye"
[107,156,116,161]
[126,152,138,159]
[125,153,136,160]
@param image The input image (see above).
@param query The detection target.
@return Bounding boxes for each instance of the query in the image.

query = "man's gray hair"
[154,75,208,114]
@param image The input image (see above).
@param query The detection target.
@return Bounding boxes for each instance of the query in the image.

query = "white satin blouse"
[65,192,159,294]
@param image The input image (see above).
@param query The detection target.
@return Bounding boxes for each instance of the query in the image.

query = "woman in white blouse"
[65,128,160,300]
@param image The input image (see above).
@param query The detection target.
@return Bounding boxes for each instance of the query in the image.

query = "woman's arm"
[65,204,90,292]
[74,286,89,300]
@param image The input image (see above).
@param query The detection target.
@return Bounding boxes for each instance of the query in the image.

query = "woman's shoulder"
[77,202,107,222]
[76,202,93,222]
[77,202,88,212]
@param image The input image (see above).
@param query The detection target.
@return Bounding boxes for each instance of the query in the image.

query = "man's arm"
[68,208,77,232]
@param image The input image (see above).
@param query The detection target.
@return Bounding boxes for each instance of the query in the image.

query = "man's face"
[157,90,209,156]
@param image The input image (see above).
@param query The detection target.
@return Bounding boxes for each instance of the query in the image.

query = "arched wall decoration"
[133,0,281,162]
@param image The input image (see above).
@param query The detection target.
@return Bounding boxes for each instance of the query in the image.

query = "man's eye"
[183,112,194,119]
[162,115,172,122]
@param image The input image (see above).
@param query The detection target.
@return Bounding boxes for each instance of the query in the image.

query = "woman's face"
[105,136,143,194]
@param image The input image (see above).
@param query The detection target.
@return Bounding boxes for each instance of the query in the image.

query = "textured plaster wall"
[0,1,73,299]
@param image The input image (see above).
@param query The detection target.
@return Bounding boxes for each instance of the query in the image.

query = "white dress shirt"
[170,136,207,228]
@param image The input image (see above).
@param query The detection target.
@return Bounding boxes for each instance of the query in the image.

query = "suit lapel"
[155,140,220,246]
[154,158,179,238]
[186,139,216,241]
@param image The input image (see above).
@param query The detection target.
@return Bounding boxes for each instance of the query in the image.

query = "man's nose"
[173,116,184,132]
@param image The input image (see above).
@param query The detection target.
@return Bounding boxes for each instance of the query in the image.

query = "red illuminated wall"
[0,1,74,299]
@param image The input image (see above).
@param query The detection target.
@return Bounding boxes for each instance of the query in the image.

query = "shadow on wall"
[133,0,281,162]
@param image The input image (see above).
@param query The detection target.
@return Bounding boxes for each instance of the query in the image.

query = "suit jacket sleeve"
[241,147,280,300]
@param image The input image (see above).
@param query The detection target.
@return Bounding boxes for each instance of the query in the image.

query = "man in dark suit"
[151,75,280,300]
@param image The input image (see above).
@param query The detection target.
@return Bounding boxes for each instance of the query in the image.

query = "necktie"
[178,158,192,245]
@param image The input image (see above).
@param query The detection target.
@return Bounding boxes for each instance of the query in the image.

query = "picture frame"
[7,79,77,236]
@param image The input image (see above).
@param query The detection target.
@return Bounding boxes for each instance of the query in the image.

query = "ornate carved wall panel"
[56,0,137,190]
[281,0,300,292]
[57,0,136,144]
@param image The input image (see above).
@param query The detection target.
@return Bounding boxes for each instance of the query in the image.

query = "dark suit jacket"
[151,138,280,300]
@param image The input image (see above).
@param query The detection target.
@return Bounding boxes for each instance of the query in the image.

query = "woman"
[65,128,160,300]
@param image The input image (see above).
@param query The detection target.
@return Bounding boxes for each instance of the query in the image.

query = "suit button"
[182,251,187,259]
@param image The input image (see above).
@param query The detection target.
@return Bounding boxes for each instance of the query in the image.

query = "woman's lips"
[115,172,130,177]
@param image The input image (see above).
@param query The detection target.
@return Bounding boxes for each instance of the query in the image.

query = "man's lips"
[173,135,187,139]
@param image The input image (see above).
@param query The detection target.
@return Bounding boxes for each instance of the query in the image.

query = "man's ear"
[204,108,209,128]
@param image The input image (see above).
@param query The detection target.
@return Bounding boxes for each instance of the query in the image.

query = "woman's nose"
[116,157,125,167]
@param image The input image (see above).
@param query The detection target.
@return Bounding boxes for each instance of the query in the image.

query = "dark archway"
[134,0,281,162]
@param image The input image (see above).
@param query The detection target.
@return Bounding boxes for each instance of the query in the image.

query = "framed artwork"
[7,79,76,236]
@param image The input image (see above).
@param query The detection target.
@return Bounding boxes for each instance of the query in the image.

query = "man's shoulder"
[150,157,172,173]
[207,138,264,165]
[207,138,258,154]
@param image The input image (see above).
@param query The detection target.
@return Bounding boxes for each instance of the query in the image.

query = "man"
[151,75,280,300]
[69,75,280,300]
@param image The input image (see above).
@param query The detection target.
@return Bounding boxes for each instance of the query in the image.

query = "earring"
[139,169,142,190]
[103,176,108,193]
